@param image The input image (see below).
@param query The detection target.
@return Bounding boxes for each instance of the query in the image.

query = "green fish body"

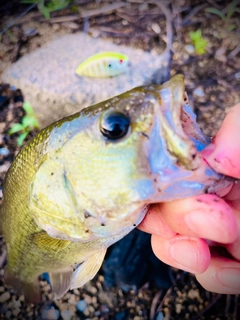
[0,75,232,303]
[75,52,129,77]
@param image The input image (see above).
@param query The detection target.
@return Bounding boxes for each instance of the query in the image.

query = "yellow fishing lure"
[75,52,129,78]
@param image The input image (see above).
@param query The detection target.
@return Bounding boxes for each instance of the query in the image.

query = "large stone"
[3,32,167,127]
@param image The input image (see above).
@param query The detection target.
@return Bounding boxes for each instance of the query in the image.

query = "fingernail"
[217,268,240,290]
[169,239,199,273]
[185,210,228,242]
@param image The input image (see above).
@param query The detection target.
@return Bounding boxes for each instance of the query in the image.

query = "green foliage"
[9,102,40,146]
[205,7,225,20]
[189,30,208,55]
[21,0,72,19]
[206,0,240,31]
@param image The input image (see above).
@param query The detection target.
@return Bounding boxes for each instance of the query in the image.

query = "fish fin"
[48,267,73,300]
[4,265,41,304]
[31,230,71,252]
[70,249,107,290]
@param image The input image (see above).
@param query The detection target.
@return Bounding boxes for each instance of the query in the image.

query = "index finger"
[202,103,240,178]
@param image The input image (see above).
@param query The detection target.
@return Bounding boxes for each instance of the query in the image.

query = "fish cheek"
[29,159,91,241]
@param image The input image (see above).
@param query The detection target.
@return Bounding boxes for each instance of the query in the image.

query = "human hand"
[138,103,240,294]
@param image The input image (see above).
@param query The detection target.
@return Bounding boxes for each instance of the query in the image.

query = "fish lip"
[150,74,209,170]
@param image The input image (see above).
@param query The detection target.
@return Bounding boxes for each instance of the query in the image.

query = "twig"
[206,0,222,9]
[171,2,183,44]
[79,2,127,18]
[156,286,173,313]
[0,3,37,35]
[146,1,173,85]
[150,290,162,320]
[225,294,231,316]
[191,294,222,320]
[39,15,81,23]
[228,44,240,59]
[182,3,208,26]
[115,11,145,23]
[89,26,132,35]
[148,0,173,52]
[233,294,239,320]
[217,79,239,92]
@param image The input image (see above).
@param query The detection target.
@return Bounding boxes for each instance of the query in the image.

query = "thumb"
[202,103,240,179]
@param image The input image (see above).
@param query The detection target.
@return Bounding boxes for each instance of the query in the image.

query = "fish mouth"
[145,75,233,201]
[153,74,209,170]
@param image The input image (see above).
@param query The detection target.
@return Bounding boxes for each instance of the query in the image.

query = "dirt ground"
[0,0,240,319]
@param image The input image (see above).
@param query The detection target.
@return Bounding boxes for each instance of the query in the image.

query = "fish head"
[30,75,232,242]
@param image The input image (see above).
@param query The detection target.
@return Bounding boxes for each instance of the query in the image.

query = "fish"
[75,52,129,78]
[0,75,232,304]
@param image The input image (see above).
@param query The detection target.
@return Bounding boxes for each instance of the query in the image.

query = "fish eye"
[100,111,130,140]
[108,64,112,68]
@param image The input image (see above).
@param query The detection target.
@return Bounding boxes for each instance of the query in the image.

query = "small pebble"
[151,23,161,34]
[0,148,9,156]
[176,303,182,314]
[193,87,205,97]
[13,299,21,308]
[12,307,21,316]
[52,24,60,31]
[185,44,195,54]
[84,294,92,304]
[83,307,90,316]
[115,311,126,320]
[156,312,165,320]
[0,302,8,313]
[0,163,11,174]
[68,294,76,305]
[0,291,11,303]
[76,299,87,312]
[23,28,38,36]
[41,306,60,320]
[19,295,25,302]
[5,310,11,319]
[61,309,74,320]
[235,72,240,80]
[90,286,97,295]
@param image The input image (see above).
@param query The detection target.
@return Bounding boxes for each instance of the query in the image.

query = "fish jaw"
[142,75,233,202]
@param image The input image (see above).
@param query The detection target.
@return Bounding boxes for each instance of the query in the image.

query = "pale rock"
[0,291,11,303]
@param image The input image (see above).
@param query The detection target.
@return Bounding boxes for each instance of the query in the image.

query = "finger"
[224,180,240,210]
[196,250,240,294]
[138,204,176,238]
[202,103,240,178]
[147,194,237,243]
[151,233,210,274]
[225,207,240,260]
